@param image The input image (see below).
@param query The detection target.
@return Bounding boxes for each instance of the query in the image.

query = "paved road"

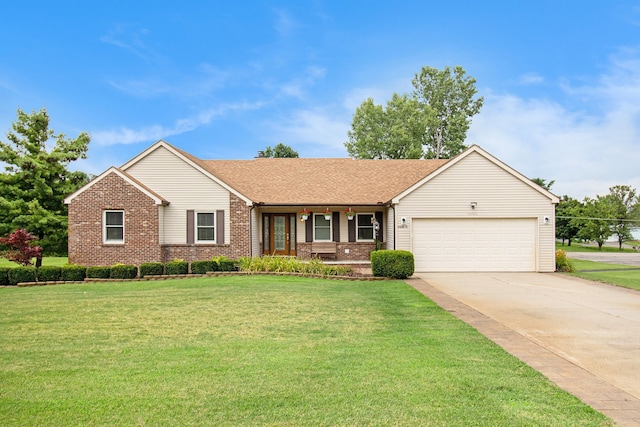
[567,251,640,267]
[415,272,640,401]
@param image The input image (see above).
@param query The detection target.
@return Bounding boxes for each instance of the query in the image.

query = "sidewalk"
[407,276,640,427]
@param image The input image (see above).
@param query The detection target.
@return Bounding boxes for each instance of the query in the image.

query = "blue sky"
[1,1,639,199]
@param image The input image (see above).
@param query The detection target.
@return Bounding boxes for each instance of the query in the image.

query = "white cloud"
[268,108,350,155]
[273,8,298,37]
[107,63,230,99]
[280,66,326,99]
[469,77,640,199]
[93,102,265,146]
[517,72,544,85]
[99,24,162,63]
[342,87,390,111]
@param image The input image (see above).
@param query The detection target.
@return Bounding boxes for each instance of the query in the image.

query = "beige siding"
[250,207,261,257]
[158,205,165,244]
[340,215,349,243]
[395,152,556,272]
[386,207,395,249]
[125,146,231,245]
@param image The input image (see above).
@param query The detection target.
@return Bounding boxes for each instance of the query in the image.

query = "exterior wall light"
[470,202,477,209]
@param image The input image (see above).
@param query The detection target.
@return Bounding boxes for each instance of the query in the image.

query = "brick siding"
[69,174,376,266]
[69,179,253,266]
[68,172,161,266]
[297,242,383,261]
[161,193,252,262]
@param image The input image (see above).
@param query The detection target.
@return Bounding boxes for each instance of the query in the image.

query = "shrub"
[86,266,111,279]
[165,260,188,275]
[237,256,352,276]
[8,266,37,285]
[214,255,236,272]
[555,249,574,272]
[61,264,86,282]
[0,267,10,286]
[110,264,138,280]
[371,250,414,279]
[190,260,217,274]
[37,266,62,282]
[140,262,164,277]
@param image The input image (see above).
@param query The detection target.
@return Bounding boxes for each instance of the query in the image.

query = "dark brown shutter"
[216,210,224,244]
[348,216,356,242]
[332,211,340,242]
[305,213,313,242]
[375,211,383,242]
[187,210,194,244]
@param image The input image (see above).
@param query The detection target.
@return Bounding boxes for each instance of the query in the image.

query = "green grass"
[0,276,611,426]
[0,256,68,268]
[567,259,640,291]
[556,242,637,253]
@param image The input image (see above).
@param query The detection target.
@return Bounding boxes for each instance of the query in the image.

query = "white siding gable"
[124,145,231,245]
[394,150,557,271]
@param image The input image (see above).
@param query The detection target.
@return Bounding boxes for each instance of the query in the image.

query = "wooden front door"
[263,214,296,256]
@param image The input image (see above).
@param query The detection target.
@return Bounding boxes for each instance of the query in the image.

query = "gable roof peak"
[64,166,169,205]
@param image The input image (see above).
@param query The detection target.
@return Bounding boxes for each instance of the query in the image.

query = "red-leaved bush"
[0,229,43,266]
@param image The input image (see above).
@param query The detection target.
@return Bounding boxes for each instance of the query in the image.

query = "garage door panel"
[413,218,536,272]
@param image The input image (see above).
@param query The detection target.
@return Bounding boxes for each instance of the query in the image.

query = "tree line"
[556,186,640,249]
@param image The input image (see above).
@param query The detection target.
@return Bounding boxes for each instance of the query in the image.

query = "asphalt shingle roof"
[198,157,449,205]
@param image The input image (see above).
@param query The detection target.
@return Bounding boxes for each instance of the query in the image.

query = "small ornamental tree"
[0,229,43,266]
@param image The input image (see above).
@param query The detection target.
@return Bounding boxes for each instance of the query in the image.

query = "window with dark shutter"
[196,212,216,242]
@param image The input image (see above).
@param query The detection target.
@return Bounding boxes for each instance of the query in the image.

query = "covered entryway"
[412,218,536,272]
[263,213,297,256]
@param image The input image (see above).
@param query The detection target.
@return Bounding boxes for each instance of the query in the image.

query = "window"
[104,210,124,243]
[196,212,215,242]
[357,214,375,241]
[314,214,331,241]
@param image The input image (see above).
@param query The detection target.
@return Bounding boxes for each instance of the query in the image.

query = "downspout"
[390,204,396,250]
[249,204,255,257]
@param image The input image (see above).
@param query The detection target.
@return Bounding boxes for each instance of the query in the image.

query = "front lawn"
[0,256,68,268]
[0,276,612,426]
[556,242,637,253]
[568,259,640,291]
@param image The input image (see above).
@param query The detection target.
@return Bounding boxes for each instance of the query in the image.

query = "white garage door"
[412,218,536,272]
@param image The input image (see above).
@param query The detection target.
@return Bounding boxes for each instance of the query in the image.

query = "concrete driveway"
[411,272,640,426]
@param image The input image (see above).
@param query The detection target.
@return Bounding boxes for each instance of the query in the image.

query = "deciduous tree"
[605,185,639,249]
[345,65,483,159]
[412,66,484,159]
[0,108,90,263]
[531,177,555,191]
[556,196,581,246]
[346,94,423,159]
[0,229,43,266]
[263,143,299,158]
[574,196,613,250]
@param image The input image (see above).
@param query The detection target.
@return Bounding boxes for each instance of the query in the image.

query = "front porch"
[257,207,385,262]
